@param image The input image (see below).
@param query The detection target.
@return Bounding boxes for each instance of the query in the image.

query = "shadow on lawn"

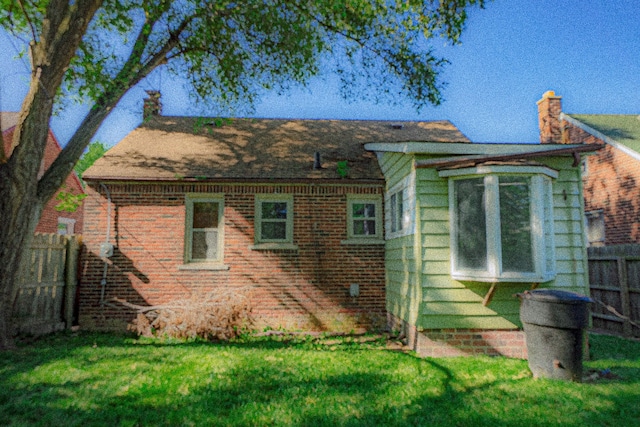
[1,332,640,426]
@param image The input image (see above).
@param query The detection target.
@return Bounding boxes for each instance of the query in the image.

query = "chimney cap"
[542,90,561,99]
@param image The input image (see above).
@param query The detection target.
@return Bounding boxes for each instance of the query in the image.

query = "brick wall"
[387,313,527,358]
[3,127,84,234]
[537,91,564,144]
[79,181,387,332]
[565,123,640,245]
[536,91,640,245]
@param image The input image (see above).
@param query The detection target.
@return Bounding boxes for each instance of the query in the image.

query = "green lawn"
[1,332,638,427]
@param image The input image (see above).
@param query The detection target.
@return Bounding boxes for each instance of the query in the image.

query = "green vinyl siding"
[549,158,589,293]
[385,234,420,324]
[380,152,421,325]
[414,156,589,331]
[379,151,589,332]
[380,153,413,189]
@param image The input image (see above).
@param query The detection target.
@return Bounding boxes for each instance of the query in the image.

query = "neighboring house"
[537,91,640,246]
[1,112,84,235]
[79,93,596,357]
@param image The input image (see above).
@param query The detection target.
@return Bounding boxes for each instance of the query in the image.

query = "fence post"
[64,236,80,329]
[616,256,632,337]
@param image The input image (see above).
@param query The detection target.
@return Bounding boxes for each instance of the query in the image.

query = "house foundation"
[388,313,527,359]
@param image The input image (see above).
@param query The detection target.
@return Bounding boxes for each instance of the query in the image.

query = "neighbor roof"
[0,112,20,133]
[567,114,640,154]
[83,117,470,182]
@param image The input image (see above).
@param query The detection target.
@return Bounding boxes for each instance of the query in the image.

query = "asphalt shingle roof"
[84,117,470,181]
[569,114,640,154]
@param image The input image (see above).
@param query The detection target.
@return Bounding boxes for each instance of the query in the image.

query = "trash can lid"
[517,289,592,304]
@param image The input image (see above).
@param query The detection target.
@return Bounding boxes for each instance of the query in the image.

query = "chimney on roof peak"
[537,90,564,144]
[143,90,162,120]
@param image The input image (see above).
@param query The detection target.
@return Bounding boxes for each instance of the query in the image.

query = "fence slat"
[12,233,79,336]
[588,244,640,338]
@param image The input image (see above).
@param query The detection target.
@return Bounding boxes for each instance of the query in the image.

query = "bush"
[115,290,252,340]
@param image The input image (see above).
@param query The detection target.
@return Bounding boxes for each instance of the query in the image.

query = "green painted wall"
[382,152,590,331]
[379,153,421,325]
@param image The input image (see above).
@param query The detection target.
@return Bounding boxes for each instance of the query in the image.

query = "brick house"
[1,112,84,235]
[537,91,640,246]
[80,93,597,357]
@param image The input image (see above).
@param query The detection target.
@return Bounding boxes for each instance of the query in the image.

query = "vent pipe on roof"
[313,151,323,169]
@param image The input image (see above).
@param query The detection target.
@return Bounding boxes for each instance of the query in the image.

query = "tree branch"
[16,0,37,41]
[37,8,193,204]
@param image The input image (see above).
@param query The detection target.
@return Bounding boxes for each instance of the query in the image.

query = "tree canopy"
[0,0,485,349]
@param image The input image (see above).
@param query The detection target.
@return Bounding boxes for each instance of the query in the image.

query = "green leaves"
[55,187,87,212]
[74,141,107,180]
[2,0,485,113]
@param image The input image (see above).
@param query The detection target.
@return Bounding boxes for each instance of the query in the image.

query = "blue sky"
[1,0,639,147]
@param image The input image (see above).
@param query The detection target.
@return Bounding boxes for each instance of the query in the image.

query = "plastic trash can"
[517,289,592,381]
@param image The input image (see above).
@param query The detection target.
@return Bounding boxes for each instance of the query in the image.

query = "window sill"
[341,238,385,246]
[250,243,299,252]
[452,273,555,283]
[178,263,230,271]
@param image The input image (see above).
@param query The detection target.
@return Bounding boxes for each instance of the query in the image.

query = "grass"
[0,332,638,427]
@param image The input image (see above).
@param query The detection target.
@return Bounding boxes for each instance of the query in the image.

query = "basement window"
[441,166,557,283]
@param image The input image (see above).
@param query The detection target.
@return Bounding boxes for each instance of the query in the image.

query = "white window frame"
[385,173,415,240]
[57,217,76,235]
[441,166,557,283]
[184,194,225,264]
[345,195,383,242]
[585,209,605,247]
[255,194,294,244]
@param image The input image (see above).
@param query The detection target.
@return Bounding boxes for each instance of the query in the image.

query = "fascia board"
[364,141,588,156]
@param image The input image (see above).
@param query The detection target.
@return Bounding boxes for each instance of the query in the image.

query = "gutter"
[82,177,386,185]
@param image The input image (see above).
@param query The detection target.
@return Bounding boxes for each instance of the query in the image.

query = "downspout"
[99,182,112,306]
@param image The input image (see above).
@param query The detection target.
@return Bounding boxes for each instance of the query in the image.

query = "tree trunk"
[0,191,42,350]
[0,75,53,349]
[0,1,102,350]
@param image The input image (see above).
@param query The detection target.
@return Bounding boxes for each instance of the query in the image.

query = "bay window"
[443,167,556,282]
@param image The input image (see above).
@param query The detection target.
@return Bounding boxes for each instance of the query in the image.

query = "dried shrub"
[113,290,252,341]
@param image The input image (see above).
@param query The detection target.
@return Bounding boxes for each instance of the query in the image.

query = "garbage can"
[517,289,592,382]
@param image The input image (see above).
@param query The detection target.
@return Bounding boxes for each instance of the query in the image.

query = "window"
[580,158,589,177]
[389,190,404,233]
[444,168,556,283]
[585,210,605,247]
[385,173,415,239]
[255,195,293,244]
[346,196,383,241]
[185,195,224,263]
[57,217,76,235]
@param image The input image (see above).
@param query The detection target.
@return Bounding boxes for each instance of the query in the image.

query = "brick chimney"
[537,90,564,144]
[143,90,162,120]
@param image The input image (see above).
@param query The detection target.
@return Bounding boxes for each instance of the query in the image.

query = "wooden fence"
[588,244,640,338]
[12,233,80,336]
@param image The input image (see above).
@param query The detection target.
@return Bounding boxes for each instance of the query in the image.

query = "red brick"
[79,182,386,332]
